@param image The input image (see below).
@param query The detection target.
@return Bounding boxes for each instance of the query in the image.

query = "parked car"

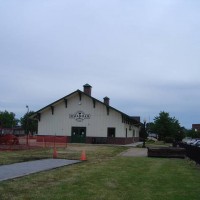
[147,136,158,142]
[194,141,200,147]
[191,139,200,146]
[182,137,192,144]
[186,138,198,145]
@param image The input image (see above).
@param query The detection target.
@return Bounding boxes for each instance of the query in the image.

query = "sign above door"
[69,111,90,122]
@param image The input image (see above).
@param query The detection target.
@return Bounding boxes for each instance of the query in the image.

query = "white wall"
[38,93,140,138]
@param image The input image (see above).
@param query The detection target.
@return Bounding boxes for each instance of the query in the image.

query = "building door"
[71,127,86,143]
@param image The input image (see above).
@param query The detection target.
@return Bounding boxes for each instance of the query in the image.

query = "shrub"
[164,137,174,143]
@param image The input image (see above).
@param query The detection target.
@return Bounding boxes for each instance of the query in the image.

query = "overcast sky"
[0,0,199,129]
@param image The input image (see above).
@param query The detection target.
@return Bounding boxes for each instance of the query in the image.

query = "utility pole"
[26,105,29,146]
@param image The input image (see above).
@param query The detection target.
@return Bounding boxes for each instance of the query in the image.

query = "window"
[107,128,115,138]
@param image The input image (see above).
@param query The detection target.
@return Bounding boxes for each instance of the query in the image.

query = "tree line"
[0,110,37,135]
[0,110,199,140]
[141,111,200,142]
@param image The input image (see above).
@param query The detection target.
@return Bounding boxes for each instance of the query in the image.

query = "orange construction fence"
[0,135,68,151]
[36,135,68,148]
[19,135,67,148]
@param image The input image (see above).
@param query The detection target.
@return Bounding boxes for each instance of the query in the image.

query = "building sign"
[69,111,90,122]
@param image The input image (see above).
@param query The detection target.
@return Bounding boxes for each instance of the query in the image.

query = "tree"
[0,110,19,128]
[139,121,148,147]
[153,111,183,142]
[186,129,200,138]
[20,111,38,135]
[146,122,156,134]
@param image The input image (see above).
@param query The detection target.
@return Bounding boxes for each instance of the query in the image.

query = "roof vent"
[103,96,110,105]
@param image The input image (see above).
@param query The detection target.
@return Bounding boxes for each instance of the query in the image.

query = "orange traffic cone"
[80,150,87,161]
[53,147,58,159]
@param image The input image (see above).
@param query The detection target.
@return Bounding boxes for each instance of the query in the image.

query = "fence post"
[43,136,45,148]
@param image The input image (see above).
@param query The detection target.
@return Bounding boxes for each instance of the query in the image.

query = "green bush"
[147,139,156,143]
[164,137,174,143]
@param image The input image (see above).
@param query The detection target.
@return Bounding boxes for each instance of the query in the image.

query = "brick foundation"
[69,136,139,145]
[37,135,68,143]
[37,135,139,145]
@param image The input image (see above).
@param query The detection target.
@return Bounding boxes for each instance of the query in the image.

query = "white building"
[32,84,141,144]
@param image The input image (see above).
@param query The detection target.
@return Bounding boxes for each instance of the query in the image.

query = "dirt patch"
[57,144,101,156]
[65,144,100,151]
[61,143,111,152]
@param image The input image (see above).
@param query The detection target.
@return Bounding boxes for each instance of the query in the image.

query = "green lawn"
[0,145,200,200]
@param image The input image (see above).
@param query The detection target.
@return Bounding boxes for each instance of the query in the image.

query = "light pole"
[142,119,147,148]
[26,105,29,145]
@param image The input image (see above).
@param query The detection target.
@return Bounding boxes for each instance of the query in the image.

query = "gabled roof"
[31,89,141,126]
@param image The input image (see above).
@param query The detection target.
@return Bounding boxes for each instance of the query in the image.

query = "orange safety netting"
[0,135,68,151]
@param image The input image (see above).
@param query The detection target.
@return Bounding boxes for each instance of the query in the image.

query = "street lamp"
[26,105,29,145]
[26,105,29,113]
[142,119,147,148]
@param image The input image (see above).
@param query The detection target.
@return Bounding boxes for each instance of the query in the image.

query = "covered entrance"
[71,127,86,143]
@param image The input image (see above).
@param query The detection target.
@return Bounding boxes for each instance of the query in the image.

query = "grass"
[0,148,51,165]
[0,144,200,200]
[0,144,126,165]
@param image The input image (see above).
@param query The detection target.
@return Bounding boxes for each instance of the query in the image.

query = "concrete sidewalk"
[120,148,147,157]
[0,159,80,182]
[123,142,143,147]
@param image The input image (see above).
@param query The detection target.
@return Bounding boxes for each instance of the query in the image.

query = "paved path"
[0,159,80,182]
[120,148,147,157]
[123,142,143,147]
